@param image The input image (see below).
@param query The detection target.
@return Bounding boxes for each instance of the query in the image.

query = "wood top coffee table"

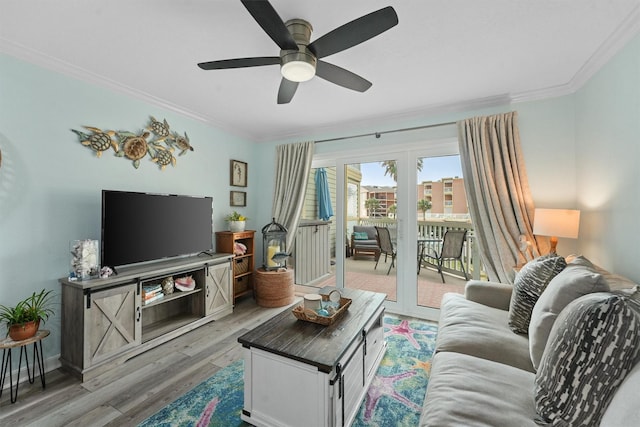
[238,286,386,427]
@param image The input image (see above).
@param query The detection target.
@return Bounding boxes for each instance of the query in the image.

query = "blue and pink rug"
[139,316,437,426]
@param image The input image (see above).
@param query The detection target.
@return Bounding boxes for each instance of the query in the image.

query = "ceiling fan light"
[281,60,316,82]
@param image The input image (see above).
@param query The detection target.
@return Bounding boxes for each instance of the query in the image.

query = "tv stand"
[59,253,233,381]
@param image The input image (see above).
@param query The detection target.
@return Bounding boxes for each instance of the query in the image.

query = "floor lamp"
[533,208,580,255]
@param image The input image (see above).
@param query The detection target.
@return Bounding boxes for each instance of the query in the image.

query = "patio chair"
[374,226,396,275]
[422,229,468,283]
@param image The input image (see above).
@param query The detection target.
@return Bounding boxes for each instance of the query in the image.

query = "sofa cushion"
[528,261,609,370]
[352,231,369,240]
[353,240,378,247]
[420,352,537,427]
[508,254,566,334]
[436,293,533,372]
[353,225,377,240]
[535,293,640,426]
[567,254,639,294]
[600,361,640,427]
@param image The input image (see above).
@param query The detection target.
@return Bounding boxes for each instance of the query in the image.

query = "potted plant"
[0,289,55,341]
[225,211,247,232]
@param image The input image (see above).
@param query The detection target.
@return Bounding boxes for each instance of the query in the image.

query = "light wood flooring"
[0,296,301,427]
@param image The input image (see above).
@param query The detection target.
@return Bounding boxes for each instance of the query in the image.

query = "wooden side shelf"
[216,230,255,302]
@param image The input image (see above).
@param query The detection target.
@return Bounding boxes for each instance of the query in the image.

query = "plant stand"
[0,329,49,403]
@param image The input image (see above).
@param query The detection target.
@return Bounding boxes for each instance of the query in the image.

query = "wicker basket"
[234,275,250,294]
[234,257,250,275]
[292,295,352,326]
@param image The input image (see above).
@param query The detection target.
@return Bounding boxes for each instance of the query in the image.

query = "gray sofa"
[420,256,640,426]
[350,225,380,259]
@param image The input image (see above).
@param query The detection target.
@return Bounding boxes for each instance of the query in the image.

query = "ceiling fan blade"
[278,78,299,104]
[316,61,372,92]
[241,0,299,51]
[308,6,398,59]
[197,57,280,70]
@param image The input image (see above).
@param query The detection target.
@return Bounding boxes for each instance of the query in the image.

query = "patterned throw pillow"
[535,293,640,426]
[528,261,609,370]
[353,232,369,240]
[508,255,566,334]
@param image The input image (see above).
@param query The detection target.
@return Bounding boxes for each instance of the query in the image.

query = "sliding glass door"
[309,137,464,319]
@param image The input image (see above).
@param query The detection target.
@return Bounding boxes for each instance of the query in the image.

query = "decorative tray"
[292,294,352,326]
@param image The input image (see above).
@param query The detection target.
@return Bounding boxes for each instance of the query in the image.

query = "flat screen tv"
[101,190,213,268]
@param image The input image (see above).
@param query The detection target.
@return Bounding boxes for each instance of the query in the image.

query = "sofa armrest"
[464,280,513,311]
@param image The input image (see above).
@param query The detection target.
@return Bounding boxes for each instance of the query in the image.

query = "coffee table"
[238,286,386,427]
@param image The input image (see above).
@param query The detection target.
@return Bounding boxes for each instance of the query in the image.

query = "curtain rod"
[314,120,457,144]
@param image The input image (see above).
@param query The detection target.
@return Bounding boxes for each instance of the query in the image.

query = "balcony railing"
[355,218,483,280]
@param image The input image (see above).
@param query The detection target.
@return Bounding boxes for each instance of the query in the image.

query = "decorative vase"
[162,276,174,295]
[229,221,246,232]
[70,239,100,280]
[9,320,40,341]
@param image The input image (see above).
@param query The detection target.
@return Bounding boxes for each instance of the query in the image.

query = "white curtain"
[458,111,542,283]
[272,141,314,250]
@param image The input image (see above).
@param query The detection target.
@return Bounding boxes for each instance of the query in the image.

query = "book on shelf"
[143,293,164,305]
[144,291,163,300]
[142,284,163,299]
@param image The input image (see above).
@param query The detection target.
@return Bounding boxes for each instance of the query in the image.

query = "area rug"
[139,316,437,427]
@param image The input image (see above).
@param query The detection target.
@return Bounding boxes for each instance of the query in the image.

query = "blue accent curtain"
[315,168,334,221]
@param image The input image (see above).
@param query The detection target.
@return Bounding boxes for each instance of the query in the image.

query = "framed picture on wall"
[230,191,247,207]
[230,160,247,187]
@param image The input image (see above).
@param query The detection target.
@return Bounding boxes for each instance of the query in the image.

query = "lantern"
[262,218,288,271]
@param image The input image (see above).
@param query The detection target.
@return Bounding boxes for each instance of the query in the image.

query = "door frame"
[312,137,460,319]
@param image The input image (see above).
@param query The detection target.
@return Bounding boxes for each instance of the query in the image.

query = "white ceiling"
[2,1,639,142]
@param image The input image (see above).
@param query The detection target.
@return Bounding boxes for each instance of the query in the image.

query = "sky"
[359,155,463,187]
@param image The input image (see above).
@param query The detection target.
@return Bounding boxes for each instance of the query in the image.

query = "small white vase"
[229,221,246,232]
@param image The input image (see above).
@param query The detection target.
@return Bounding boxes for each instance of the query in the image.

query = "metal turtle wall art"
[71,126,118,157]
[150,144,177,170]
[71,116,194,170]
[146,116,170,143]
[168,131,194,156]
[115,131,150,169]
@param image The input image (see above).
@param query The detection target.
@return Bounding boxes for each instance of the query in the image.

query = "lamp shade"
[533,209,580,239]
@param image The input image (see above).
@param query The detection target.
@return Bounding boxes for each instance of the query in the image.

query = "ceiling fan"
[197,1,398,104]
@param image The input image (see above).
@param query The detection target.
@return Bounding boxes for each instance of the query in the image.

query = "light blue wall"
[574,33,640,279]
[0,54,257,360]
